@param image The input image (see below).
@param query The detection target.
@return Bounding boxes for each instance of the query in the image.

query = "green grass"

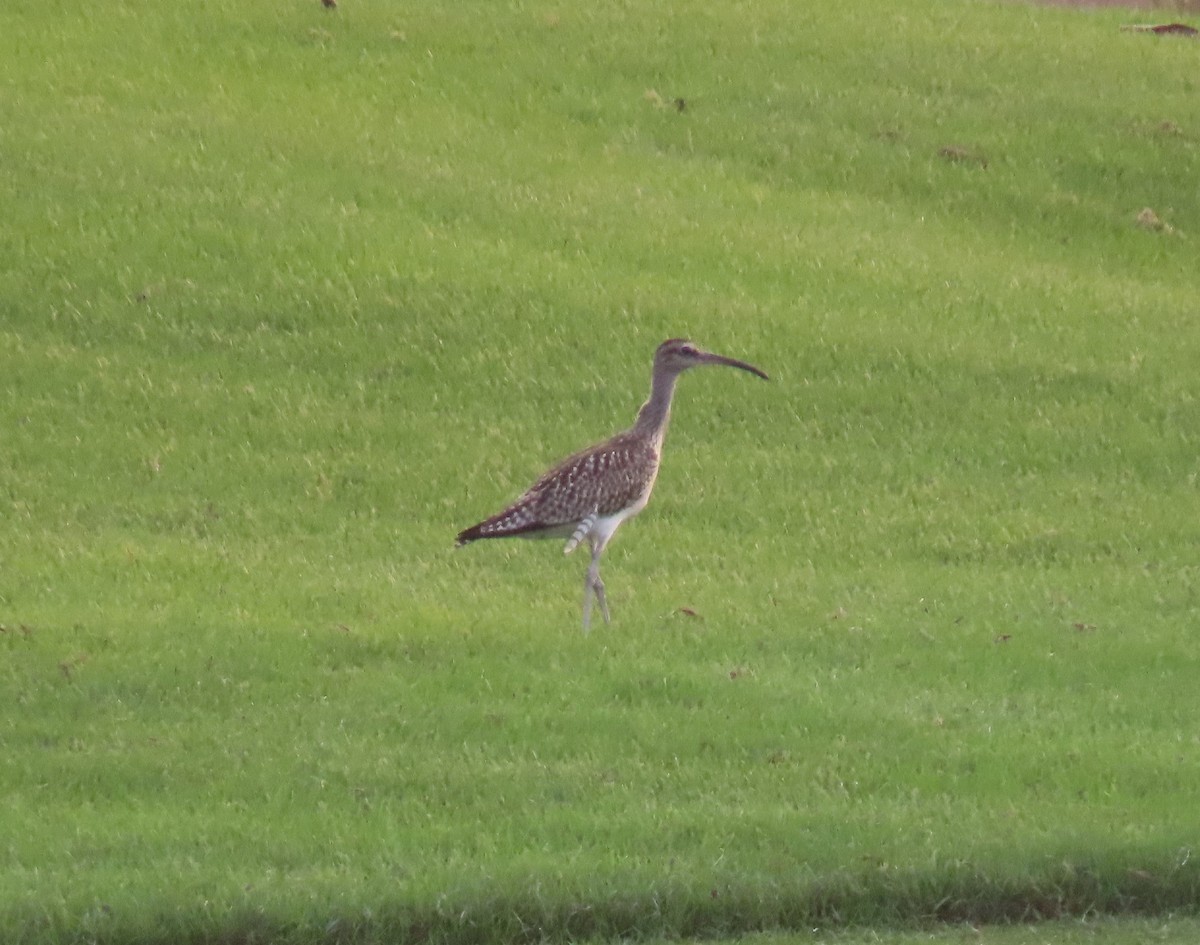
[2,0,1199,942]
[745,918,1200,945]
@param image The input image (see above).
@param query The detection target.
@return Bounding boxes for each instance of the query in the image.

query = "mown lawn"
[1,0,1197,942]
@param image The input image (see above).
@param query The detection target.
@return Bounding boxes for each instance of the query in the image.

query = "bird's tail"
[455,522,488,546]
[455,500,555,546]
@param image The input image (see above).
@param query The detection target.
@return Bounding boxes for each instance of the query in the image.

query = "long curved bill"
[698,351,769,380]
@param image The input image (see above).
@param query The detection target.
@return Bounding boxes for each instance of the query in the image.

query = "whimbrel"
[456,339,768,630]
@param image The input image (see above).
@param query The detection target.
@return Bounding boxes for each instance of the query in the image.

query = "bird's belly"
[591,481,654,544]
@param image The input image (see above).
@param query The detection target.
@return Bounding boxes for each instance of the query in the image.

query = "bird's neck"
[633,369,678,449]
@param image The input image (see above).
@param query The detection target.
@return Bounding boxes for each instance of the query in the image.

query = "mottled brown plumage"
[455,431,658,544]
[456,339,767,630]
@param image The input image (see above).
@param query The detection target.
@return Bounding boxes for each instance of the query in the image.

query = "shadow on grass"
[33,857,1198,945]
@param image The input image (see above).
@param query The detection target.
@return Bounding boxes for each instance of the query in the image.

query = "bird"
[455,338,768,631]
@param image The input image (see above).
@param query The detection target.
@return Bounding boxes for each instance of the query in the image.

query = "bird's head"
[654,338,769,380]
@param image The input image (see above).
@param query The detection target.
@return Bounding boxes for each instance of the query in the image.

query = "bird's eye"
[679,345,697,355]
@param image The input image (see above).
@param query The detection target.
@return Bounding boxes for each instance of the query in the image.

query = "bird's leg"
[582,568,593,633]
[581,537,611,633]
[563,512,597,556]
[593,570,610,626]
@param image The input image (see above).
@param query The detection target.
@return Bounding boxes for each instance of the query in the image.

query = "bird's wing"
[455,433,657,544]
[524,434,658,522]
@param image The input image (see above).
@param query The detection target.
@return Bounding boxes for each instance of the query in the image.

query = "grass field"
[2,0,1199,942]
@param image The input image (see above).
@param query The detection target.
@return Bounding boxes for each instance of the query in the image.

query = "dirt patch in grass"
[1039,0,1200,11]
